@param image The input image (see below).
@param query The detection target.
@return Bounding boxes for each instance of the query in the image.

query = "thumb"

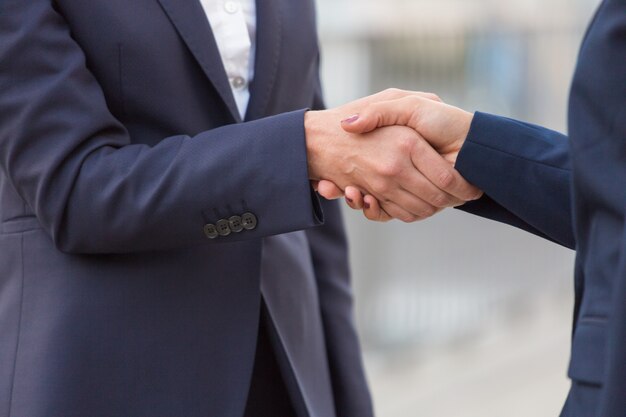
[340,97,422,134]
[340,112,380,134]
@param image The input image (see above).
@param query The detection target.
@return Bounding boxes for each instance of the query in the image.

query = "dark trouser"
[559,380,601,417]
[243,303,299,417]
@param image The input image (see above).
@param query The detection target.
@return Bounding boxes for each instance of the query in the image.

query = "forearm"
[52,113,321,253]
[4,105,320,253]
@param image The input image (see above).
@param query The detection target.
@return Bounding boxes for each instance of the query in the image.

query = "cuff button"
[229,216,244,233]
[216,219,232,236]
[203,224,219,239]
[241,212,258,230]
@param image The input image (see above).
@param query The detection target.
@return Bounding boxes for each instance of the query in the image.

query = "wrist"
[304,110,325,180]
[448,110,474,164]
[455,110,474,149]
[450,110,475,167]
[304,110,329,180]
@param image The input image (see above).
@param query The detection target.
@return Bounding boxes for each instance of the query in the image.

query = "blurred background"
[315,0,602,416]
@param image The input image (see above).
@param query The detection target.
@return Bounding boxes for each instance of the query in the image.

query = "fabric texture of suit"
[0,1,373,416]
[455,1,626,415]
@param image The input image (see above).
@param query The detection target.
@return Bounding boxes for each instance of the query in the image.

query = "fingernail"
[341,114,359,124]
[364,202,371,209]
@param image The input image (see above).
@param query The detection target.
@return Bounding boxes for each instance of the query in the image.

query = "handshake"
[305,89,483,222]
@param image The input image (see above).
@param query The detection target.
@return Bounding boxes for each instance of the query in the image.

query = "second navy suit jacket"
[0,1,373,416]
[456,1,626,415]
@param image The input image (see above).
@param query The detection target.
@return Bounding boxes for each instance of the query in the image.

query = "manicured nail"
[341,114,359,124]
[364,202,371,209]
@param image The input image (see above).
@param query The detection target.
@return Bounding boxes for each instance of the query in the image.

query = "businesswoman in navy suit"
[317,0,626,416]
[0,1,386,416]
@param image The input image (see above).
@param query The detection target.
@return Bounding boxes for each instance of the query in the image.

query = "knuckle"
[379,160,402,177]
[450,197,466,207]
[400,214,418,223]
[382,88,404,100]
[401,95,420,109]
[377,212,391,222]
[371,179,391,195]
[420,205,438,218]
[437,169,456,189]
[397,135,416,154]
[463,185,482,201]
[364,211,376,221]
[425,93,442,102]
[432,192,451,208]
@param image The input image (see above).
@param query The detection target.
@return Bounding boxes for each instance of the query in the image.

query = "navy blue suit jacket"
[0,1,372,416]
[456,1,626,415]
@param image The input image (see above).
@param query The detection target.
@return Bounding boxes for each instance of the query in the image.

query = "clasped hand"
[305,89,482,222]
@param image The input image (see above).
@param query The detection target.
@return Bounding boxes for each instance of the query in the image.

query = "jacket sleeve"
[0,0,322,254]
[455,112,576,250]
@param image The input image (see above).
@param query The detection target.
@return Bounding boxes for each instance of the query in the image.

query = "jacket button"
[241,212,257,230]
[203,224,219,239]
[216,219,232,236]
[229,216,244,233]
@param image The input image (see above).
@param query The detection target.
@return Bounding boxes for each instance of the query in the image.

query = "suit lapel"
[157,0,241,122]
[245,0,283,121]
